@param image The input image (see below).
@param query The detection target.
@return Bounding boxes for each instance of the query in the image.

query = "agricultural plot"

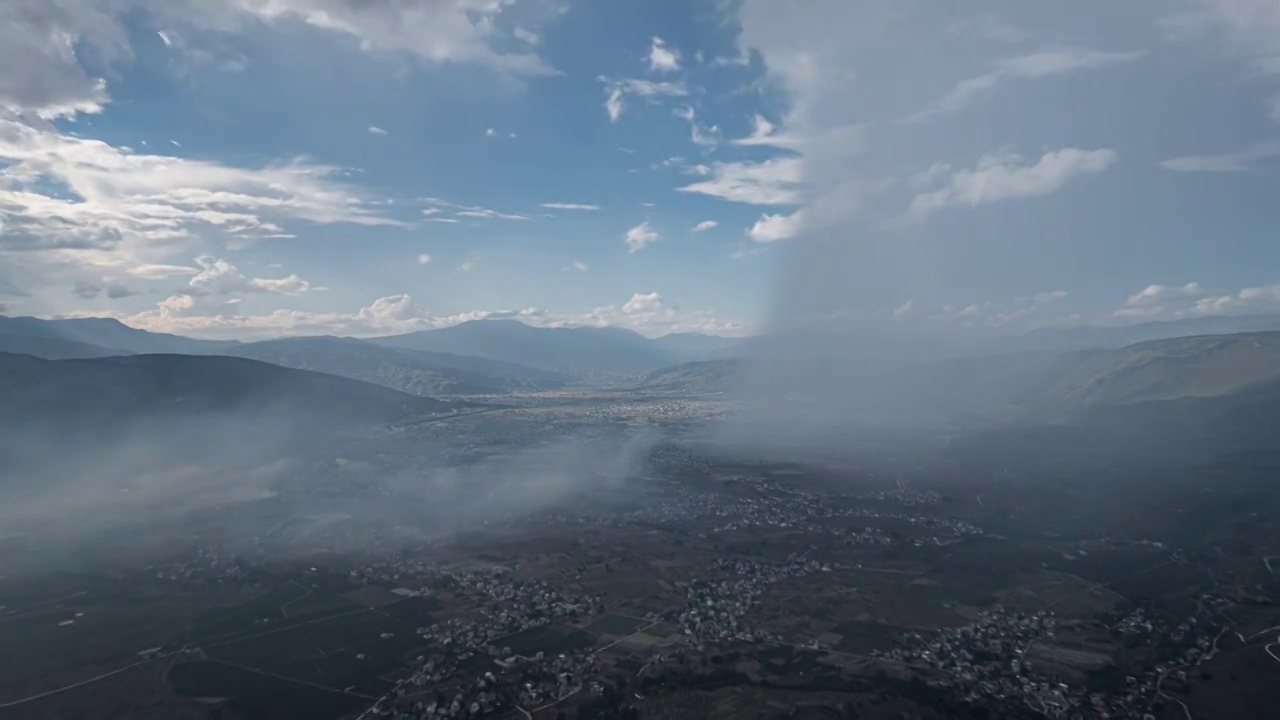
[168,660,367,720]
[588,613,646,637]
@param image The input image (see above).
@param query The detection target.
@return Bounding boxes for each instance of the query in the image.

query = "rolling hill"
[637,359,745,394]
[1034,332,1280,410]
[0,315,238,354]
[217,335,567,395]
[1016,313,1280,352]
[0,353,459,501]
[0,352,451,432]
[0,332,130,359]
[649,332,743,361]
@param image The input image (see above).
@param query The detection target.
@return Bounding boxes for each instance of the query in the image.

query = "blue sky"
[1,0,1279,339]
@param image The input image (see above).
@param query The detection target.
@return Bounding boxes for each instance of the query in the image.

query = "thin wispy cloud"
[904,47,1143,123]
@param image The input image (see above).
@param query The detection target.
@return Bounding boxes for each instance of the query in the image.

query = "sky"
[1,0,1279,340]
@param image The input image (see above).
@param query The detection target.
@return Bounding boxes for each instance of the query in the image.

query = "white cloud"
[893,299,916,318]
[187,0,558,78]
[187,256,313,296]
[1159,139,1280,172]
[570,260,588,272]
[907,148,1117,221]
[916,291,1069,328]
[252,274,312,294]
[0,118,397,275]
[1111,278,1280,320]
[648,37,681,73]
[905,47,1143,123]
[691,220,718,232]
[130,263,199,279]
[0,0,126,119]
[624,221,659,253]
[513,27,541,45]
[540,202,600,211]
[485,127,497,138]
[417,253,432,265]
[97,290,746,340]
[455,208,531,220]
[677,157,805,205]
[604,88,625,123]
[0,0,559,122]
[623,291,666,315]
[690,123,722,147]
[422,197,529,221]
[1126,282,1205,306]
[459,260,475,272]
[747,211,803,242]
[368,125,388,136]
[600,77,688,122]
[729,114,785,148]
[1170,0,1280,76]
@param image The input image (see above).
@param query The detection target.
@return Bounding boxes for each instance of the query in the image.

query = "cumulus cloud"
[907,148,1117,221]
[95,290,746,340]
[746,212,803,242]
[648,37,681,73]
[1126,282,1205,306]
[1109,279,1280,320]
[622,291,667,315]
[904,47,1143,123]
[417,253,432,265]
[691,220,718,232]
[624,222,659,253]
[186,256,314,296]
[570,260,588,272]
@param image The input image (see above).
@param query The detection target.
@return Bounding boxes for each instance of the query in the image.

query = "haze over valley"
[4,1,1280,719]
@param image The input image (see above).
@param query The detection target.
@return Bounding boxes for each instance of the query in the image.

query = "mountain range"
[5,313,1280,435]
[0,315,740,393]
[648,330,1280,428]
[369,319,725,376]
[0,351,455,481]
[214,335,568,396]
[0,314,235,355]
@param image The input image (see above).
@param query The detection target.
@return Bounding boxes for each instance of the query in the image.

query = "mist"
[0,383,664,570]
